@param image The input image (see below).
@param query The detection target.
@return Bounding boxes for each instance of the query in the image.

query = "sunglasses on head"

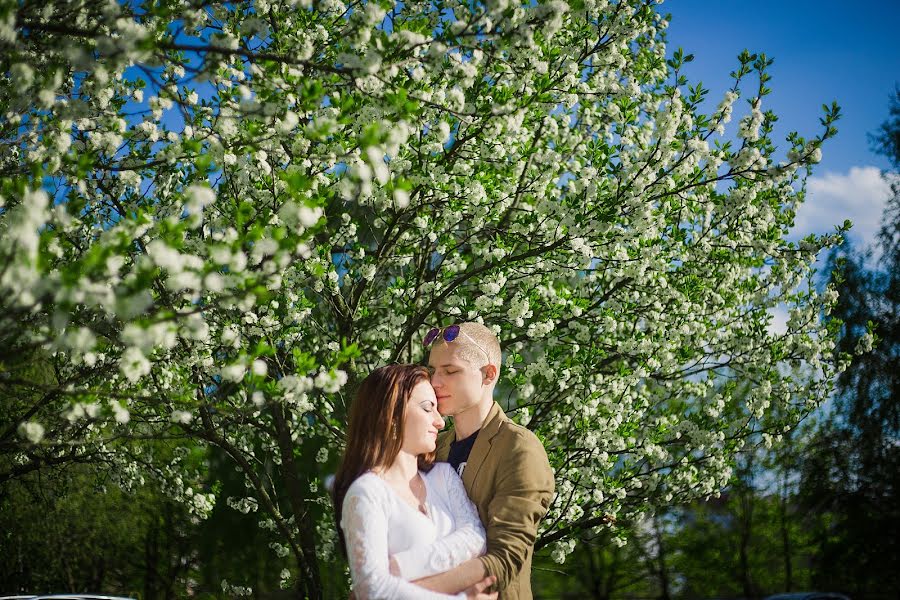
[423,325,492,363]
[423,325,462,346]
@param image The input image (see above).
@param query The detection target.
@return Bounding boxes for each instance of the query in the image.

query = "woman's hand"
[464,575,497,600]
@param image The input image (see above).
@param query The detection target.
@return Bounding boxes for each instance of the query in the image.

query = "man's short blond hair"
[432,322,502,369]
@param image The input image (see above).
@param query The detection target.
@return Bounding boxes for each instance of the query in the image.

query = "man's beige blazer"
[436,402,555,600]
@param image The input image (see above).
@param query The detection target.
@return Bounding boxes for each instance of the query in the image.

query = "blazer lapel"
[436,429,453,462]
[461,402,505,494]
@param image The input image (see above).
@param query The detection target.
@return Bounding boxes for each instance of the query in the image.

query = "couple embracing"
[331,322,556,599]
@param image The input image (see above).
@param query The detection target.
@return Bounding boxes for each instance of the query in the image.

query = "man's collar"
[436,401,507,457]
[479,401,507,442]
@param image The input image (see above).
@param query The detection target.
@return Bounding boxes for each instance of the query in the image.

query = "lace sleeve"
[392,465,487,581]
[342,483,464,599]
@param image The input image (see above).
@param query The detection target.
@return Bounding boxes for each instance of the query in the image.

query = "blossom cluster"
[0,0,852,588]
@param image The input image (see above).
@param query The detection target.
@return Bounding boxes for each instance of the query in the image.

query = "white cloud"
[768,305,789,335]
[768,166,893,335]
[794,166,892,248]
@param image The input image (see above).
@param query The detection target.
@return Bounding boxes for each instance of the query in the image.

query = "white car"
[765,594,851,600]
[0,594,135,600]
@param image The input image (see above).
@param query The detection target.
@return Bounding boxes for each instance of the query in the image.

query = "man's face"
[428,342,486,417]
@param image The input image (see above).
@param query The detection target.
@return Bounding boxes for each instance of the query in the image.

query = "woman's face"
[401,381,445,456]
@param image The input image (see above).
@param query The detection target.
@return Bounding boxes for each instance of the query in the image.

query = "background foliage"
[1,0,886,597]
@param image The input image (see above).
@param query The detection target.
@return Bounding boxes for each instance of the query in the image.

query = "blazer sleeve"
[478,428,555,591]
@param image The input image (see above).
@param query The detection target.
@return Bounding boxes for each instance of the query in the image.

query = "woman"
[332,364,497,600]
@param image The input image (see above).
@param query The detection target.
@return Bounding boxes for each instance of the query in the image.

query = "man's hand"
[412,556,486,593]
[464,575,498,600]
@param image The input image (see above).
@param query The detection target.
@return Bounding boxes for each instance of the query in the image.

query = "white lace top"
[341,462,487,599]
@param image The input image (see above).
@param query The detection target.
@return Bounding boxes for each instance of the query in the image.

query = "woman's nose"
[434,413,445,429]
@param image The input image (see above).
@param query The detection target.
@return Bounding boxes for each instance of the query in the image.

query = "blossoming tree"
[0,0,858,595]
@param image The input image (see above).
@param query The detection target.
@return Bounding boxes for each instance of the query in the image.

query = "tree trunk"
[737,457,756,599]
[654,516,672,600]
[779,472,793,591]
[584,538,606,600]
[144,519,159,600]
[272,403,323,599]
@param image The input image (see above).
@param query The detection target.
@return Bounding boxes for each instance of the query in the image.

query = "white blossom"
[119,347,151,383]
[19,422,45,444]
[220,363,247,383]
[171,410,193,424]
[0,0,852,572]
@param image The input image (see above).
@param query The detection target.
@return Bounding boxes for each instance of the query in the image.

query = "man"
[415,322,555,599]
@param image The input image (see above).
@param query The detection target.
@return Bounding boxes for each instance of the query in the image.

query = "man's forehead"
[427,344,468,366]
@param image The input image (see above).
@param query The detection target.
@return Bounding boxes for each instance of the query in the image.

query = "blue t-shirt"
[447,429,480,477]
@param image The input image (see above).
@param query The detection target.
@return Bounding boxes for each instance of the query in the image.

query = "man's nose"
[430,373,442,388]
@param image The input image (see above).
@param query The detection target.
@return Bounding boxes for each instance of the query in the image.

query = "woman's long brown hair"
[331,364,435,555]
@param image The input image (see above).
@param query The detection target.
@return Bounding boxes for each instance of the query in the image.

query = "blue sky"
[663,0,899,250]
[664,0,899,173]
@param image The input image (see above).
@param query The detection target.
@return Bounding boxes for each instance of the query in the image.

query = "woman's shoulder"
[343,471,384,503]
[424,461,459,486]
[426,461,455,475]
